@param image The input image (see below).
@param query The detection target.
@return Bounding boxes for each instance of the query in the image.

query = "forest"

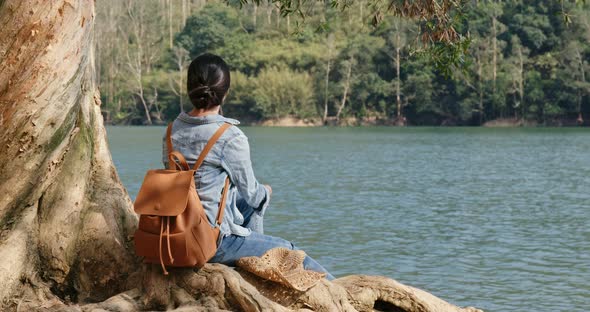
[95,0,590,126]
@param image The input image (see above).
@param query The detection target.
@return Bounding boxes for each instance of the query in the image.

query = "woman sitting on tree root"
[162,53,334,280]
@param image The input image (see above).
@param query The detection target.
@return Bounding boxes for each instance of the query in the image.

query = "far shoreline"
[104,116,589,128]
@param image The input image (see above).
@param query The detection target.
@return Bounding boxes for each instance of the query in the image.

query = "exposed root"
[72,264,482,312]
[176,264,289,311]
[335,275,484,312]
[2,263,483,312]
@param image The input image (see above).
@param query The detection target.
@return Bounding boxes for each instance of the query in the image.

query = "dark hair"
[187,53,230,110]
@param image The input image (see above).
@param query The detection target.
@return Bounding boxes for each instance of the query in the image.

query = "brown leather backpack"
[133,122,232,275]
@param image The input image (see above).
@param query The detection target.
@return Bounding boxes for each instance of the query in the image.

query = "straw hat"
[236,247,326,291]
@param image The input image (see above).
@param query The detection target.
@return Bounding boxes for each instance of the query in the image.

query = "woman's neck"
[188,106,220,117]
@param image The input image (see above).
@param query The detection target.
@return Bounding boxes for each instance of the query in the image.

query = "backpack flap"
[134,169,195,216]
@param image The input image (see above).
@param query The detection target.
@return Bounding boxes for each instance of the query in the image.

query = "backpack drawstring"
[158,216,174,275]
[159,218,168,275]
[166,217,174,264]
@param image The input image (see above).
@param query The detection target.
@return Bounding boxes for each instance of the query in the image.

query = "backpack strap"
[216,176,230,227]
[168,151,189,170]
[192,122,232,170]
[192,122,232,228]
[166,123,174,155]
[168,121,232,227]
[166,123,190,170]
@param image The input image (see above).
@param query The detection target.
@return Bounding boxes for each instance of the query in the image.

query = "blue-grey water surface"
[107,126,590,312]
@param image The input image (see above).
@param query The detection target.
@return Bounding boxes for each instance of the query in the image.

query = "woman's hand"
[264,184,272,198]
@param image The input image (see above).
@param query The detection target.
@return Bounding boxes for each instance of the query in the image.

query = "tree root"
[66,264,482,312]
[334,275,483,312]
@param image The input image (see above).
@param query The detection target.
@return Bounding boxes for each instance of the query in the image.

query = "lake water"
[107,126,590,312]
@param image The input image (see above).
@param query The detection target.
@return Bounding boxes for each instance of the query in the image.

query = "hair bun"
[187,53,230,109]
[189,85,215,100]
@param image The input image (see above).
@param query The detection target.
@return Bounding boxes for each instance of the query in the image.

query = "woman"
[163,53,334,280]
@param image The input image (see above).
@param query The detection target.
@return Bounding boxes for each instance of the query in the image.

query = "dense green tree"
[175,3,241,57]
[252,66,317,119]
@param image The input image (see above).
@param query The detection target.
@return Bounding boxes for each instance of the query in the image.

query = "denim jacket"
[162,113,270,237]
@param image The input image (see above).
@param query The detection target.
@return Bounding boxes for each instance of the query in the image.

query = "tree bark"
[336,55,354,122]
[168,0,173,49]
[0,2,484,311]
[323,34,334,125]
[74,265,483,312]
[477,54,483,125]
[187,0,192,19]
[276,4,280,28]
[287,14,290,33]
[517,45,525,121]
[0,0,139,305]
[169,46,189,114]
[125,0,153,125]
[492,14,497,117]
[396,41,401,119]
[182,0,187,28]
[266,0,272,25]
[253,3,258,29]
[575,46,586,116]
[323,60,331,124]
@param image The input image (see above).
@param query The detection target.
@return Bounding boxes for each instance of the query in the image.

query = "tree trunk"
[336,55,354,123]
[0,2,484,311]
[576,47,586,116]
[359,0,364,27]
[0,0,139,305]
[276,5,280,28]
[477,55,483,125]
[323,58,331,124]
[177,48,187,114]
[492,15,497,117]
[266,0,272,25]
[323,34,334,125]
[396,37,401,119]
[168,47,188,115]
[126,0,153,125]
[253,4,258,29]
[138,88,153,125]
[168,0,173,49]
[518,45,525,121]
[182,0,187,28]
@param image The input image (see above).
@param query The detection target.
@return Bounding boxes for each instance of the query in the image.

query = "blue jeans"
[209,197,335,280]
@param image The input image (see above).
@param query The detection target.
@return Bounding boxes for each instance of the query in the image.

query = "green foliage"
[251,67,316,119]
[175,3,241,57]
[224,71,259,119]
[96,0,590,126]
